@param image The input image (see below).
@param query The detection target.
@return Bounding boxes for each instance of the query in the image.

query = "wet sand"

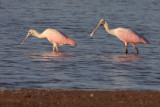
[0,89,160,107]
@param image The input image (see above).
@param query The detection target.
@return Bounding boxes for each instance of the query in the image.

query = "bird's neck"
[103,22,115,36]
[32,30,46,38]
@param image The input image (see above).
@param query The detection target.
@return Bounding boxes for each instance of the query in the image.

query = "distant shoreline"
[0,89,160,107]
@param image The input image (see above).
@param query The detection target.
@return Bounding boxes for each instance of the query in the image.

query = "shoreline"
[0,89,160,107]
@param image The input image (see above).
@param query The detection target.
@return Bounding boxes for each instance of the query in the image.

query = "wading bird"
[90,19,149,54]
[21,29,77,52]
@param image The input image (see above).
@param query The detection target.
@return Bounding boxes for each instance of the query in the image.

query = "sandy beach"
[0,89,160,107]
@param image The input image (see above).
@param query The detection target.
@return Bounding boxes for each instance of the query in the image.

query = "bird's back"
[43,29,76,46]
[115,28,149,44]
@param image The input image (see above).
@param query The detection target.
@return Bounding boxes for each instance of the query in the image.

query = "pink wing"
[44,29,76,46]
[115,28,149,44]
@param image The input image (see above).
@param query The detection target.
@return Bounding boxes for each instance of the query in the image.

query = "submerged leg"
[130,43,139,54]
[125,43,128,54]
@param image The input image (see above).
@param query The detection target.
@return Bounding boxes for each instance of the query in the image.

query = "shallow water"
[0,0,160,90]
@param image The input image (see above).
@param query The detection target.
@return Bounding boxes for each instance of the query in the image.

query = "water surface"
[0,0,160,90]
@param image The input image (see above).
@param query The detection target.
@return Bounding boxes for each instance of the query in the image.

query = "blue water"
[0,0,160,90]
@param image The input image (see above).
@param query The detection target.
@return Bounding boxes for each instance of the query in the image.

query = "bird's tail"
[67,38,77,46]
[141,36,150,44]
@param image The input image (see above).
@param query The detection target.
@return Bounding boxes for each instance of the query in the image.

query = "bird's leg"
[53,44,55,52]
[53,43,58,52]
[125,43,128,54]
[56,46,59,52]
[130,43,139,54]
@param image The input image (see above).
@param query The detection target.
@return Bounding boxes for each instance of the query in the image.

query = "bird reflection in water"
[113,54,142,65]
[30,52,75,62]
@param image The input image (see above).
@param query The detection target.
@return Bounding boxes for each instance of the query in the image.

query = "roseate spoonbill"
[21,29,77,52]
[90,19,149,54]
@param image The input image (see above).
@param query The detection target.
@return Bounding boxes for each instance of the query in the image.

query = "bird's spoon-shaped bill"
[21,34,30,45]
[90,22,101,38]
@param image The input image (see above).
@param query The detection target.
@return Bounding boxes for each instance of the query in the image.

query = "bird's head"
[99,19,106,26]
[28,29,36,36]
[21,29,35,45]
[90,19,106,37]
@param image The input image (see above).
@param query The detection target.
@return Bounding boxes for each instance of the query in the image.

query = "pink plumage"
[21,28,77,52]
[115,28,149,44]
[90,19,150,54]
[43,29,76,46]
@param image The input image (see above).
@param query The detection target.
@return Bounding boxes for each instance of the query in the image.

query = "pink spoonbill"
[90,19,149,54]
[21,29,77,52]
